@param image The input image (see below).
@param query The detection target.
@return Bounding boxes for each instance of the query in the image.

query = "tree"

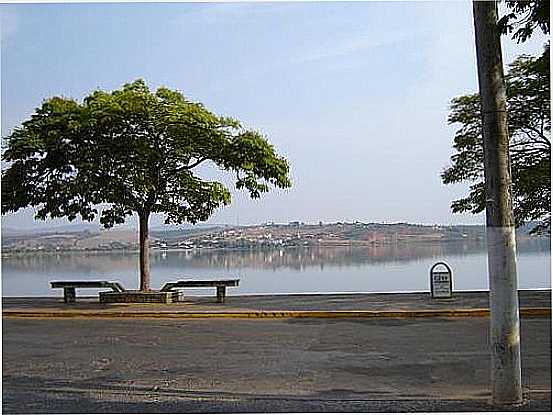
[442,45,550,233]
[498,0,549,43]
[2,80,291,290]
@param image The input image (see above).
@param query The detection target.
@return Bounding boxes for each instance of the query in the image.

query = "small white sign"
[430,262,453,298]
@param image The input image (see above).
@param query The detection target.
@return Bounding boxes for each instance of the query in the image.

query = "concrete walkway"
[2,289,550,319]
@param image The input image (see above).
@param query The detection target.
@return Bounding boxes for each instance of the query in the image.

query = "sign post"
[430,262,453,299]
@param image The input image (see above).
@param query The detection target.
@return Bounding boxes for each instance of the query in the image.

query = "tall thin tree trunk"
[139,211,151,291]
[473,0,522,405]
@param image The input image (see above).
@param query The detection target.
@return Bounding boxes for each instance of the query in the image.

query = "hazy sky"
[0,1,547,230]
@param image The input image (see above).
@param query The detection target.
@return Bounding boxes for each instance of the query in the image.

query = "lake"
[2,239,550,296]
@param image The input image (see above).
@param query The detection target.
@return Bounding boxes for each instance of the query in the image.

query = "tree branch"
[185,157,208,169]
[519,125,550,146]
[165,157,210,176]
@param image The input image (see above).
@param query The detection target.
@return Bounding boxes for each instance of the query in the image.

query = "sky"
[0,1,548,230]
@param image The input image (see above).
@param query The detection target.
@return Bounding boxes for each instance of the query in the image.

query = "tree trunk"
[139,210,151,291]
[472,0,522,405]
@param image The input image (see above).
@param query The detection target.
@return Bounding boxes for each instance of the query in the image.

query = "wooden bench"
[161,279,239,303]
[50,281,125,303]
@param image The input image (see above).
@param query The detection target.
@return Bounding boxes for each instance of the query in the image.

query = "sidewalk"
[3,289,550,319]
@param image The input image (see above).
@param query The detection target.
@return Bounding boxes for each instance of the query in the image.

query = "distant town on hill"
[1,221,548,254]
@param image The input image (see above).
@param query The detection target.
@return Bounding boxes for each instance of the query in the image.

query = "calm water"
[2,239,550,296]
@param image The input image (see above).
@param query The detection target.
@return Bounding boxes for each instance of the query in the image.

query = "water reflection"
[2,239,550,296]
[3,239,549,273]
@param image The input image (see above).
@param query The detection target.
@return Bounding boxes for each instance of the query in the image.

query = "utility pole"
[472,0,522,405]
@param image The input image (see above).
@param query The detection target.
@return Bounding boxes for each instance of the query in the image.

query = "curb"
[2,307,550,319]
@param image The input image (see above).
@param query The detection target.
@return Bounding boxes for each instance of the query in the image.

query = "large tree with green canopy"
[443,0,550,234]
[442,46,550,233]
[2,80,291,290]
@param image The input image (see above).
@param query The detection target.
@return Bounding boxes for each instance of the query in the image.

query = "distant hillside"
[1,222,230,237]
[1,224,100,236]
[2,220,548,254]
[150,225,230,239]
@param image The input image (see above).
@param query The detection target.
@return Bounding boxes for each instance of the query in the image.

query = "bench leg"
[64,287,76,304]
[216,286,226,303]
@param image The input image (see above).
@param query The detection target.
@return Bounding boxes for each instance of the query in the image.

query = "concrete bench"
[161,279,239,303]
[50,281,125,303]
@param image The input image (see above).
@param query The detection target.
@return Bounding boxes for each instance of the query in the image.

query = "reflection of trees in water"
[2,252,140,274]
[158,243,487,271]
[5,239,548,273]
[517,237,550,254]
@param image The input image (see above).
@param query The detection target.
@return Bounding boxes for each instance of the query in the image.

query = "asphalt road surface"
[3,316,551,413]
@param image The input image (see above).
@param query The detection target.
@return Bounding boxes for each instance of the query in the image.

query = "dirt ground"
[2,315,551,413]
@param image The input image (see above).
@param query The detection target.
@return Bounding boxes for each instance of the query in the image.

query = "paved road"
[2,316,551,413]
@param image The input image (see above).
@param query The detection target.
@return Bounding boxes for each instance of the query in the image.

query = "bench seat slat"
[161,279,239,292]
[164,280,239,288]
[51,281,117,288]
